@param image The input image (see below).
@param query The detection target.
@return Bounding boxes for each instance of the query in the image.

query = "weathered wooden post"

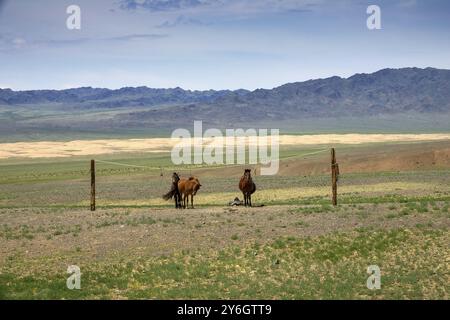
[331,148,338,206]
[90,159,96,211]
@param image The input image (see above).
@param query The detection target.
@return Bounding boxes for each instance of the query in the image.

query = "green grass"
[0,227,447,299]
[0,224,35,240]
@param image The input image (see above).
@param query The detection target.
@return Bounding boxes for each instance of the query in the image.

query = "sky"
[0,0,450,90]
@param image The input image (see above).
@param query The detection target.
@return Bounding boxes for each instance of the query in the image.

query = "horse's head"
[172,172,180,184]
[190,177,202,195]
[193,183,202,196]
[244,169,252,180]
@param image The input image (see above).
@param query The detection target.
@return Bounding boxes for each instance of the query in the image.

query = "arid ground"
[0,137,449,299]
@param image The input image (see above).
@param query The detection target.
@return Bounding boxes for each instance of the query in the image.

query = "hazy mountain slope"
[116,67,450,127]
[0,86,250,108]
[210,67,450,117]
[1,67,449,141]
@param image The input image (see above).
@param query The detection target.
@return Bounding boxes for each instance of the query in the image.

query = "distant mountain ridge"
[114,67,450,128]
[1,67,449,140]
[0,86,250,108]
[211,67,450,116]
[1,67,449,114]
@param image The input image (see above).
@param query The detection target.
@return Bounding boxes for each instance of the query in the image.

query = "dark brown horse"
[239,169,256,207]
[162,172,182,209]
[178,177,202,209]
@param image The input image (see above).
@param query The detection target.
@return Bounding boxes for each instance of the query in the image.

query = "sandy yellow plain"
[0,134,450,159]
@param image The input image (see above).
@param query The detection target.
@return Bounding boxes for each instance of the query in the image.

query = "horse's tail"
[162,189,176,201]
[251,182,256,194]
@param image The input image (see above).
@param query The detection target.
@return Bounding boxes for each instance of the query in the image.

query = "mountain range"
[1,67,449,141]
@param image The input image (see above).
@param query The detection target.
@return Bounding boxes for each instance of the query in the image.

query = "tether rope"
[93,148,329,175]
[95,159,160,170]
[282,148,329,161]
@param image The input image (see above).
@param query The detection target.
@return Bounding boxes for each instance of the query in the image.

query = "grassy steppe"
[0,141,449,299]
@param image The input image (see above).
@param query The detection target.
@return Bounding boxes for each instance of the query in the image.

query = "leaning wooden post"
[90,159,96,211]
[331,148,338,206]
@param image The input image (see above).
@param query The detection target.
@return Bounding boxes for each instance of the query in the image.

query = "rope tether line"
[94,148,329,175]
[281,148,329,161]
[95,159,160,170]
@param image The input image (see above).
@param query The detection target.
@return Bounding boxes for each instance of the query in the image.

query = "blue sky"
[0,0,449,90]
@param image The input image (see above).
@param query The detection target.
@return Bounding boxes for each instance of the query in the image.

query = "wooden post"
[90,159,96,211]
[331,148,338,206]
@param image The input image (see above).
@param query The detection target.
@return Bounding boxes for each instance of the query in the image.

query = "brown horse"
[162,172,182,209]
[178,177,202,209]
[239,169,256,207]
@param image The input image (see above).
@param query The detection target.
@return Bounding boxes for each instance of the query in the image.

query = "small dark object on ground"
[229,197,265,207]
[229,197,244,206]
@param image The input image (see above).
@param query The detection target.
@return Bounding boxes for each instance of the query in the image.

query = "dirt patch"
[276,140,450,175]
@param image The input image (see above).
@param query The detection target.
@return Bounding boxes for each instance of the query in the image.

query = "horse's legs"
[249,194,252,207]
[176,192,181,209]
[244,193,247,207]
[174,192,178,208]
[191,194,194,209]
